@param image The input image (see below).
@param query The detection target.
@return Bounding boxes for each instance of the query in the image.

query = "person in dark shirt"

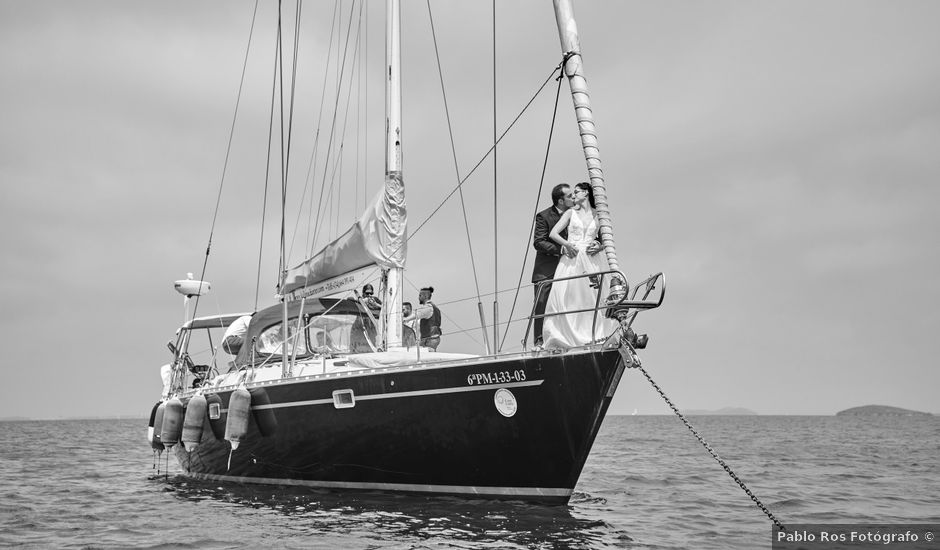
[402,302,417,347]
[406,286,441,351]
[362,283,382,311]
[531,183,573,348]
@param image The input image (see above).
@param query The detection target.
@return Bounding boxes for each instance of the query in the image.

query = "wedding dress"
[542,211,620,349]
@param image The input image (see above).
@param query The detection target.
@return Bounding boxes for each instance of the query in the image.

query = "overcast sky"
[2,0,938,419]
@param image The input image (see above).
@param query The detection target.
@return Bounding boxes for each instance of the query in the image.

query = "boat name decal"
[285,274,358,301]
[467,370,526,386]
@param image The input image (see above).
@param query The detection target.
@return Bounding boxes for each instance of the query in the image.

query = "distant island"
[836,405,932,417]
[682,407,757,415]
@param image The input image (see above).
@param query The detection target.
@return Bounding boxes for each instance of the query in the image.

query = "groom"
[530,183,575,348]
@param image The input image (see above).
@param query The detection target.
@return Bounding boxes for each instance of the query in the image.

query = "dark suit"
[531,206,566,345]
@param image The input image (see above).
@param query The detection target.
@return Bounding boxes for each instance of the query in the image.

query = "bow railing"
[522,270,665,350]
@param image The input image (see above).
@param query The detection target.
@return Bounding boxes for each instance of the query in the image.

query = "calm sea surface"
[1,414,937,549]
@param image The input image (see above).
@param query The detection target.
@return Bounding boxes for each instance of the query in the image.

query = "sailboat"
[147,0,664,505]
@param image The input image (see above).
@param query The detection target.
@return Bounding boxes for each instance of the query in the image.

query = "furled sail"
[280,173,406,301]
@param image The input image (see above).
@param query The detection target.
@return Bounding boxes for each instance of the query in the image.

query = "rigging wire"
[285,1,365,309]
[298,0,341,259]
[499,59,566,351]
[278,7,559,337]
[191,0,260,322]
[283,0,304,255]
[425,0,487,346]
[334,3,366,238]
[378,65,562,349]
[360,0,369,213]
[325,15,365,238]
[400,280,584,352]
[256,6,283,311]
[363,2,368,213]
[405,62,562,247]
[334,147,345,237]
[289,0,362,264]
[277,0,291,369]
[438,315,533,345]
[354,5,363,216]
[332,4,367,240]
[434,282,537,308]
[191,6,590,355]
[402,276,483,349]
[341,2,367,226]
[281,54,562,347]
[310,1,359,250]
[286,5,563,283]
[324,145,344,236]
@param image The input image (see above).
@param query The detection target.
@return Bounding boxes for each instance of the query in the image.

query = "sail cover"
[281,173,406,301]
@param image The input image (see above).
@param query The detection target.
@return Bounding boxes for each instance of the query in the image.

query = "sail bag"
[281,173,406,301]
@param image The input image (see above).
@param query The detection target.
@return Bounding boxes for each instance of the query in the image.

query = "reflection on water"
[161,476,627,549]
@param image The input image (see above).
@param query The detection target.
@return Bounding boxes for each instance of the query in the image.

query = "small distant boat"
[146,0,664,505]
[632,408,638,416]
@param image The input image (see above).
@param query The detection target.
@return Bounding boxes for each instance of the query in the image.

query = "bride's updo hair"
[575,182,596,208]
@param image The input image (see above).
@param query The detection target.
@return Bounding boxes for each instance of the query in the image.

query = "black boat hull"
[171,347,624,504]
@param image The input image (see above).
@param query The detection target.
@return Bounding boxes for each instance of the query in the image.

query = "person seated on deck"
[221,315,252,356]
[220,314,252,371]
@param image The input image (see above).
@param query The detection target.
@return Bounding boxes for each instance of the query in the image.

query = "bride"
[541,182,620,349]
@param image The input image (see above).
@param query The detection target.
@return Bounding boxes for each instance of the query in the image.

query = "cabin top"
[233,298,376,367]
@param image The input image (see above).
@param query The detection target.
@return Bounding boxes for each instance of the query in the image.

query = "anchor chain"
[620,340,786,531]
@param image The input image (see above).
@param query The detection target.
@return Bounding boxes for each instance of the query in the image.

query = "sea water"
[1,414,937,549]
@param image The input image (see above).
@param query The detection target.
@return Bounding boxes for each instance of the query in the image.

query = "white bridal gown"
[542,211,620,349]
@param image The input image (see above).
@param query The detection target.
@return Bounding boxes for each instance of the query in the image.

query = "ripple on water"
[1,416,938,549]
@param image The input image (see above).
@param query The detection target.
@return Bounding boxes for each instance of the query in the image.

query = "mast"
[383,0,404,347]
[492,1,499,352]
[552,0,626,303]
